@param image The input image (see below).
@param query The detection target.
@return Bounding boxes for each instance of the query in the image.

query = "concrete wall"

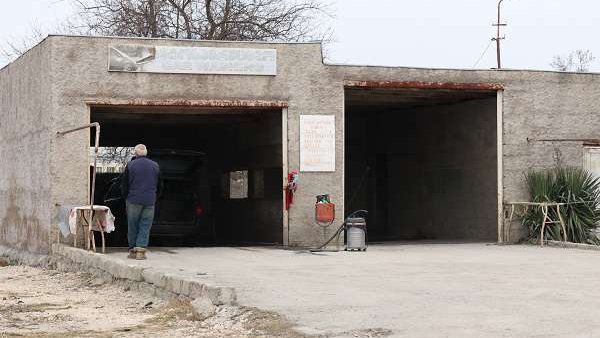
[335,66,600,241]
[416,98,498,240]
[47,35,344,248]
[0,40,53,253]
[5,35,600,252]
[345,107,418,239]
[346,98,497,241]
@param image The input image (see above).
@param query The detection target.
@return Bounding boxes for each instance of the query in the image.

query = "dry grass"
[243,308,309,338]
[147,298,198,324]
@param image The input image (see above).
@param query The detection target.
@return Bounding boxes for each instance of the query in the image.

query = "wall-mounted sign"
[300,115,336,172]
[108,44,277,76]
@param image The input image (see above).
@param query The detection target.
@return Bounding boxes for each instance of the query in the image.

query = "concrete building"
[2,35,600,253]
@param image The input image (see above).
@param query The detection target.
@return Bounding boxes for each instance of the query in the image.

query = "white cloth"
[58,205,78,238]
[67,205,116,235]
[68,208,77,235]
[103,208,116,233]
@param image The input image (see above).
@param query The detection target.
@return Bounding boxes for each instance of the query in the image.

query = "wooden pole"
[540,205,548,247]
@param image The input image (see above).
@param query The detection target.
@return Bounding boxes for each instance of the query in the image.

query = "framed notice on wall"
[108,45,277,76]
[300,115,335,172]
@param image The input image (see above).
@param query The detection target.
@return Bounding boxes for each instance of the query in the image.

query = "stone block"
[142,269,166,288]
[123,264,144,281]
[164,274,184,294]
[188,281,207,299]
[191,297,217,320]
[206,286,237,306]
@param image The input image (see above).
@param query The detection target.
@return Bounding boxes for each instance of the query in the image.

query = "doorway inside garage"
[345,85,500,242]
[91,104,285,247]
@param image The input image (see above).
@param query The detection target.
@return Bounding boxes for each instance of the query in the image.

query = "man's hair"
[133,144,148,157]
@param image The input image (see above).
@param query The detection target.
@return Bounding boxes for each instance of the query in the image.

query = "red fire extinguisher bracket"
[285,171,299,210]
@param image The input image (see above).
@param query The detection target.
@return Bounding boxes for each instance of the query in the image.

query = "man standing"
[121,144,161,260]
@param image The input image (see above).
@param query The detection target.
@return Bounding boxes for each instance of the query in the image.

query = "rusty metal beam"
[527,137,600,145]
[344,80,504,91]
[84,98,289,108]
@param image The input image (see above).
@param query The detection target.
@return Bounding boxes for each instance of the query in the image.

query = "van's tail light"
[195,204,204,217]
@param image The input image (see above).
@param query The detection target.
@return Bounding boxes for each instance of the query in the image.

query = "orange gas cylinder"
[315,203,335,224]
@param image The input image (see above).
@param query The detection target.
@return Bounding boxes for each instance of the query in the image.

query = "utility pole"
[492,0,507,69]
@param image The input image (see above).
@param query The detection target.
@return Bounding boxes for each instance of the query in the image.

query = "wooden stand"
[503,202,567,246]
[73,207,107,254]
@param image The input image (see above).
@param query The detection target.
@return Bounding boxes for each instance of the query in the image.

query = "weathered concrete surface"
[347,97,498,241]
[47,35,344,249]
[0,244,236,307]
[45,35,600,249]
[5,35,600,252]
[339,67,600,241]
[0,39,53,253]
[107,243,600,338]
[51,244,236,305]
[417,98,498,240]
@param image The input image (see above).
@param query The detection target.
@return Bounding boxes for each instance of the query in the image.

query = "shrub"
[522,167,600,244]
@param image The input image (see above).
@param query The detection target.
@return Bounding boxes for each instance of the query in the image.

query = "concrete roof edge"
[47,34,324,45]
[325,62,600,76]
[6,35,597,77]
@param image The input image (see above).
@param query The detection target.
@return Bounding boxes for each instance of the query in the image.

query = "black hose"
[312,223,345,252]
[345,166,370,213]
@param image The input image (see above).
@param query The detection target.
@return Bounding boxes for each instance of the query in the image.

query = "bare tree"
[74,0,331,42]
[551,49,596,72]
[1,26,46,62]
[2,0,330,65]
[94,147,134,173]
[1,16,85,64]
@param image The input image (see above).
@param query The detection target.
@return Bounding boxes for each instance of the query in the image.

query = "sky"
[1,0,599,71]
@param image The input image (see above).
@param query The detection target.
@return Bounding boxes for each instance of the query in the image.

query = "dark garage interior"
[345,87,499,242]
[91,105,284,247]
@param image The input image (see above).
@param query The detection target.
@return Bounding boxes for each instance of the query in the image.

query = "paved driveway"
[108,243,600,338]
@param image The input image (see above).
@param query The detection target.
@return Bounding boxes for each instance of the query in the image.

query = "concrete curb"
[545,240,600,251]
[0,244,236,307]
[52,244,237,305]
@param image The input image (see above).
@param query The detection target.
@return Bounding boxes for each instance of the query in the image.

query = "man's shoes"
[127,248,136,259]
[135,247,147,260]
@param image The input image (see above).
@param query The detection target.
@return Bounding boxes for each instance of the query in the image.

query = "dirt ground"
[0,264,307,338]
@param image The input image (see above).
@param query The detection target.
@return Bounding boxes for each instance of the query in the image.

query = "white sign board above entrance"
[300,115,336,172]
[108,44,277,76]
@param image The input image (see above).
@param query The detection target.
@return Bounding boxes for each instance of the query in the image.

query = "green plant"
[522,167,600,244]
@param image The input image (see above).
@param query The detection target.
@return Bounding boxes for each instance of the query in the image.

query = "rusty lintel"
[344,80,504,91]
[84,98,289,108]
[527,137,600,145]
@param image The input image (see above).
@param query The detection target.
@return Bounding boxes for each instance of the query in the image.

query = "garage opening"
[345,85,499,242]
[91,104,284,247]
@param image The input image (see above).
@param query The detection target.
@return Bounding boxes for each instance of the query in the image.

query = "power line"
[472,39,494,68]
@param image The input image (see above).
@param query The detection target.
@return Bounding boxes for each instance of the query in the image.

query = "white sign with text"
[108,45,277,76]
[300,115,336,172]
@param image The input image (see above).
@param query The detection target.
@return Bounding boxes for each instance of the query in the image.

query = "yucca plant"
[522,167,600,244]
